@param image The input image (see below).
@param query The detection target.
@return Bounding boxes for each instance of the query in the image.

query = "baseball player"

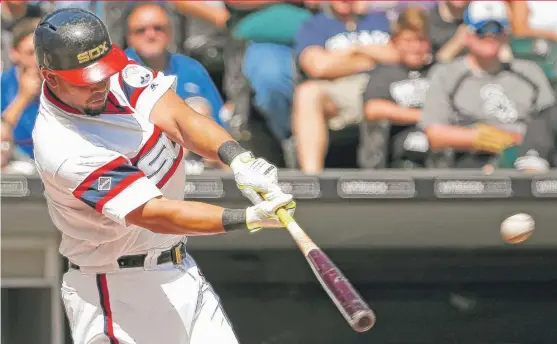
[32,8,295,344]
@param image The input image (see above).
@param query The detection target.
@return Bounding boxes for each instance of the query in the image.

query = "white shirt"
[33,61,186,272]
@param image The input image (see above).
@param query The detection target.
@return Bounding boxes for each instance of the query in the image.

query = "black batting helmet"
[34,8,128,86]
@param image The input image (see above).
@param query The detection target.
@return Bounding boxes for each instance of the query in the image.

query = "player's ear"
[42,70,58,88]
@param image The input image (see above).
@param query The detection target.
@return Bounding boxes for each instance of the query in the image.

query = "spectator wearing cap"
[125,3,227,172]
[1,1,44,71]
[1,18,42,159]
[428,1,470,63]
[360,6,434,169]
[420,1,556,169]
[292,1,399,173]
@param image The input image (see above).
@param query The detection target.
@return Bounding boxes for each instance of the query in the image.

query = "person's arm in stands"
[509,1,557,41]
[353,14,400,64]
[366,100,421,124]
[299,46,374,80]
[356,41,400,64]
[363,68,420,124]
[1,67,41,128]
[173,2,229,29]
[436,24,468,63]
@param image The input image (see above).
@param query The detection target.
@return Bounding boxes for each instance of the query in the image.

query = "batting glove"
[245,190,296,233]
[230,151,280,205]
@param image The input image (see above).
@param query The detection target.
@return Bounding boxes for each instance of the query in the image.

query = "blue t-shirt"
[125,49,226,128]
[1,67,39,158]
[294,12,391,58]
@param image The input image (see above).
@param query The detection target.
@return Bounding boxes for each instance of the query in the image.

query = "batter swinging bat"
[275,208,376,333]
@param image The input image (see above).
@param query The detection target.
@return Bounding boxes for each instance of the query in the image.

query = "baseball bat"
[275,208,376,333]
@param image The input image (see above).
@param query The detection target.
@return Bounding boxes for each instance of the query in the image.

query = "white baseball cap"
[464,1,509,34]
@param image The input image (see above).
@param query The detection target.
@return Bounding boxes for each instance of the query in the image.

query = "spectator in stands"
[428,1,470,63]
[224,1,313,145]
[292,1,399,173]
[0,119,35,175]
[360,6,434,169]
[1,1,44,71]
[126,3,227,172]
[513,103,557,173]
[420,1,556,169]
[1,18,42,159]
[508,1,557,41]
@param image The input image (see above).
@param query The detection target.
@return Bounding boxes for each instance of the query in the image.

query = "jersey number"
[136,135,179,186]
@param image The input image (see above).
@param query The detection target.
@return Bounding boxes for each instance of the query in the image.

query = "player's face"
[394,30,431,69]
[45,72,110,116]
[126,6,170,61]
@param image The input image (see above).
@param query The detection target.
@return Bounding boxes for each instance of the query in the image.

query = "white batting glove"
[230,151,281,204]
[245,190,296,233]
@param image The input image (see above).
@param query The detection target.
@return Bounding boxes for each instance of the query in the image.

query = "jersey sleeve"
[117,61,177,116]
[55,151,162,226]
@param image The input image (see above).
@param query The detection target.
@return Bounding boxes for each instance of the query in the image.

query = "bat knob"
[351,310,376,333]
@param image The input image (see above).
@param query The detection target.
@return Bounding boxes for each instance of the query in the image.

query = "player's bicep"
[57,154,162,226]
[149,89,195,147]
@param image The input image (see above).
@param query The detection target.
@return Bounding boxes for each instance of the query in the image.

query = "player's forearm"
[127,198,246,236]
[365,100,420,124]
[425,124,477,150]
[179,111,238,162]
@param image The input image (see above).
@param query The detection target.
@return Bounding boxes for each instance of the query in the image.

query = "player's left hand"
[230,151,281,204]
[245,189,296,232]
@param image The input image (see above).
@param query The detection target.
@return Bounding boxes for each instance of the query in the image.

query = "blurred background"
[3,1,557,343]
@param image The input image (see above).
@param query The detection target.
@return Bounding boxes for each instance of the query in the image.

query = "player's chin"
[84,102,107,117]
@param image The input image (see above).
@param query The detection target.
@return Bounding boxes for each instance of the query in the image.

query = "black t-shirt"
[428,5,465,57]
[363,62,434,109]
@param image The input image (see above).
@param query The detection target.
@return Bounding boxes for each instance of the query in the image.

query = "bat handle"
[276,208,295,227]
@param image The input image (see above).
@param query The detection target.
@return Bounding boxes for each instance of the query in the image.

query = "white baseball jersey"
[33,60,187,271]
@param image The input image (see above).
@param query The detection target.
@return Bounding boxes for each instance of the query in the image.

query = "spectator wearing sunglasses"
[420,1,556,169]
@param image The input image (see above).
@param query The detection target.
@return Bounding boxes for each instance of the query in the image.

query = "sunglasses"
[474,21,507,37]
[132,25,167,35]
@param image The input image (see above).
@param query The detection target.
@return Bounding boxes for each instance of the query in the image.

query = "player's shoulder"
[113,59,156,89]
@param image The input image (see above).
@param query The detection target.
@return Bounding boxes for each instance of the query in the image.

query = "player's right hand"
[245,190,296,233]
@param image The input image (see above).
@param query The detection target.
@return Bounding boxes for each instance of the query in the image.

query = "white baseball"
[500,213,535,244]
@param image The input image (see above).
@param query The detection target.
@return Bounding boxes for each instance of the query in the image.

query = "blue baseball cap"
[464,1,509,35]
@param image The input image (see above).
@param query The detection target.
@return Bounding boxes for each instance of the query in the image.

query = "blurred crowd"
[2,0,557,176]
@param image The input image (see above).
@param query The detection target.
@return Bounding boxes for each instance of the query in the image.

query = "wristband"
[222,208,247,232]
[217,140,248,166]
